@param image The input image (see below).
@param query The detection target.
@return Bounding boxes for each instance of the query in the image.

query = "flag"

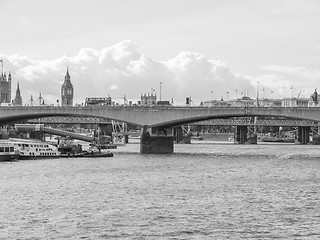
[0,59,2,63]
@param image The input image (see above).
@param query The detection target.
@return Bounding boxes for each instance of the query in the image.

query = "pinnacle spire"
[66,67,70,79]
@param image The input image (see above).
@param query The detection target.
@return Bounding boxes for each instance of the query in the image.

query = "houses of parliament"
[0,61,74,107]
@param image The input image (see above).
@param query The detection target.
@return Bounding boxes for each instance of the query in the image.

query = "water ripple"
[1,143,320,239]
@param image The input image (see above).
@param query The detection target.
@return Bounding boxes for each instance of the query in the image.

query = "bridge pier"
[235,126,257,144]
[98,123,113,137]
[173,126,191,144]
[297,126,310,144]
[140,126,174,154]
[236,126,247,144]
[28,131,46,141]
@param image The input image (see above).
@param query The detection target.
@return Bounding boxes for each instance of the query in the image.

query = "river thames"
[1,141,320,239]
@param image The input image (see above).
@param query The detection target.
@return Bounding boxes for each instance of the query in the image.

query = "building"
[85,97,112,106]
[257,98,282,107]
[0,68,11,104]
[61,68,74,106]
[140,93,157,106]
[13,82,22,106]
[281,97,309,107]
[203,99,230,107]
[227,96,255,107]
[157,100,171,106]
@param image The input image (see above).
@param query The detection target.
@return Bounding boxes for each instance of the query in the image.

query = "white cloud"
[261,65,320,80]
[109,84,119,90]
[257,65,320,98]
[3,40,304,106]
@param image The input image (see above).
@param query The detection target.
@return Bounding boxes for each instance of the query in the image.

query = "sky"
[0,0,320,105]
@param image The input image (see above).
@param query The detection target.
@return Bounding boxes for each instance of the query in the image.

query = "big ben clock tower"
[61,67,74,106]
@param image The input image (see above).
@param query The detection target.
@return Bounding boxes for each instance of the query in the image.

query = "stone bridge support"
[236,126,247,144]
[297,126,310,144]
[140,126,174,154]
[98,123,113,137]
[173,126,191,144]
[28,131,45,141]
[235,126,257,144]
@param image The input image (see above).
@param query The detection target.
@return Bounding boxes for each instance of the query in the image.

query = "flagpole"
[0,59,3,76]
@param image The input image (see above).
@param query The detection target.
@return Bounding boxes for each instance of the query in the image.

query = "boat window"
[10,147,14,152]
[5,147,9,152]
[0,147,4,152]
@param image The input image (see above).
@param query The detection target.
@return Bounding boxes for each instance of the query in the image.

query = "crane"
[297,90,302,98]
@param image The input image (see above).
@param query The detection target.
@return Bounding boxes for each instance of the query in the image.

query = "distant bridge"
[27,116,111,124]
[1,106,320,128]
[195,118,318,127]
[15,124,95,142]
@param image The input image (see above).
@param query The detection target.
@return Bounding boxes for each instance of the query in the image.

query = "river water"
[1,141,320,239]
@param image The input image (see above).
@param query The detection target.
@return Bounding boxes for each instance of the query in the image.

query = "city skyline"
[1,0,320,105]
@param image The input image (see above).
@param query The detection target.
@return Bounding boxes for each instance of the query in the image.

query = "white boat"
[0,141,19,162]
[9,138,60,159]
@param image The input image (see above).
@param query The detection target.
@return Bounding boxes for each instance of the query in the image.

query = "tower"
[61,67,74,106]
[14,82,22,106]
[0,69,12,104]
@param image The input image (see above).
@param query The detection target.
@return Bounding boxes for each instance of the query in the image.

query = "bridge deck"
[1,106,320,128]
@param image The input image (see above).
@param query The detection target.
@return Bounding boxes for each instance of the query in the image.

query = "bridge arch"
[0,106,320,129]
[0,106,142,127]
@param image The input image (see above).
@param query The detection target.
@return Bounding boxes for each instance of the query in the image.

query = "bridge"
[1,105,320,126]
[1,105,320,153]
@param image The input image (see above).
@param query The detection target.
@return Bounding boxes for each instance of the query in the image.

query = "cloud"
[109,84,119,90]
[261,65,320,80]
[257,65,320,98]
[1,40,259,105]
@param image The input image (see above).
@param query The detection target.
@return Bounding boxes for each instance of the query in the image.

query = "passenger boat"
[0,141,19,162]
[9,138,60,159]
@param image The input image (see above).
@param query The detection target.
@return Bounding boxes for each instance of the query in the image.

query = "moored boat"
[80,143,113,158]
[58,138,113,158]
[0,141,19,162]
[9,138,60,159]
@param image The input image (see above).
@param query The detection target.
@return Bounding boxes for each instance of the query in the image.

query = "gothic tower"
[0,69,12,104]
[14,82,22,106]
[61,67,74,106]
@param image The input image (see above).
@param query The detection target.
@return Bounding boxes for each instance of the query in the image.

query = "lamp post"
[257,81,260,106]
[159,82,163,101]
[227,91,229,100]
[211,90,213,101]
